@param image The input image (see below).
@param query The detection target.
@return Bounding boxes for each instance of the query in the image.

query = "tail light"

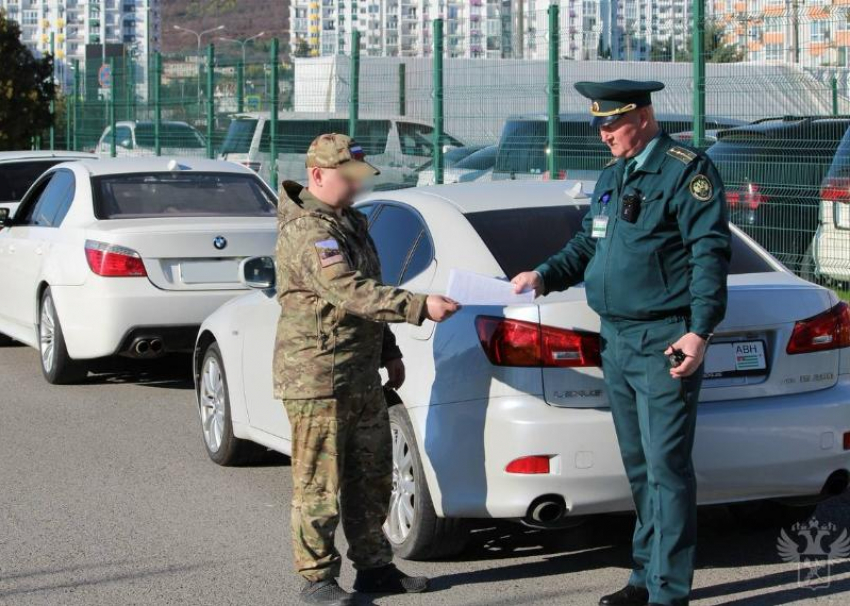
[542,169,567,181]
[726,182,768,210]
[787,302,850,355]
[475,316,602,368]
[506,456,551,474]
[85,240,147,277]
[820,176,850,204]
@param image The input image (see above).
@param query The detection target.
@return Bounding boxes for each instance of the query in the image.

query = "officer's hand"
[384,358,406,390]
[426,295,460,322]
[665,333,708,379]
[511,271,544,297]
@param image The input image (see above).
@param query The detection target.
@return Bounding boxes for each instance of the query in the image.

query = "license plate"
[704,340,767,378]
[180,259,240,284]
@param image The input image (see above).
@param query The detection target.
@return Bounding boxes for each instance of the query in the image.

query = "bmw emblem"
[213,236,228,250]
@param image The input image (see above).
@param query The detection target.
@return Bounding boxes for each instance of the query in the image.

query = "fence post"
[154,52,162,156]
[832,75,839,116]
[692,0,706,148]
[72,59,80,151]
[433,18,444,185]
[398,63,406,116]
[206,44,215,159]
[109,58,117,158]
[50,32,55,150]
[547,4,560,178]
[66,96,72,151]
[349,30,360,138]
[127,56,136,122]
[270,38,279,191]
[237,58,245,114]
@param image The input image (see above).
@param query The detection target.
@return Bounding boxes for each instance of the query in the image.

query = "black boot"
[298,579,354,605]
[353,564,430,594]
[599,585,649,606]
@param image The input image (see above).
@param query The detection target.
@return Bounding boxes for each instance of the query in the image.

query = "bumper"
[50,278,245,360]
[814,224,850,282]
[409,376,850,519]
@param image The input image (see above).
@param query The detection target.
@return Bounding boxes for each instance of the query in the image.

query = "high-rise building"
[0,0,161,91]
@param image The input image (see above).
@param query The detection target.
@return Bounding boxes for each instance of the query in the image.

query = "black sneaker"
[299,579,354,605]
[353,564,430,594]
[598,585,649,606]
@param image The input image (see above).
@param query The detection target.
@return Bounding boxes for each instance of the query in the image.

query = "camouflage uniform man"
[274,133,459,605]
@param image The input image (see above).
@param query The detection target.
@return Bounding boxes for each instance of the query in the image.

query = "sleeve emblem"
[315,238,345,268]
[689,174,713,201]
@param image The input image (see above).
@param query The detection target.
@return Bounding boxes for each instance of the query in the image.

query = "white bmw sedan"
[0,158,278,384]
[193,181,850,560]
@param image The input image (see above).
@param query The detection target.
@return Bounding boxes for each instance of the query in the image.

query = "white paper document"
[446,269,535,306]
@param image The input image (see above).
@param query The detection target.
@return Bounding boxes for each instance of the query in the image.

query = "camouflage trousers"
[283,385,394,582]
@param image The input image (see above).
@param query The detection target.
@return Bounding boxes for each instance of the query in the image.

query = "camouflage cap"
[305,133,380,179]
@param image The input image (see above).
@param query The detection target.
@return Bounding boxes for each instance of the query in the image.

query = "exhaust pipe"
[150,338,164,354]
[128,336,165,358]
[822,470,849,497]
[524,495,568,527]
[134,340,150,355]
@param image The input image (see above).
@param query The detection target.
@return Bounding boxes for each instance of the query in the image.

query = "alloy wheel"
[385,421,416,544]
[200,355,226,453]
[39,296,56,372]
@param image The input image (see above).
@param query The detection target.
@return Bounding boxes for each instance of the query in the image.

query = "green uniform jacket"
[536,133,732,335]
[273,181,428,400]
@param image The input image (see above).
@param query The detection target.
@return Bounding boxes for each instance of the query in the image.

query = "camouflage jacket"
[273,181,428,400]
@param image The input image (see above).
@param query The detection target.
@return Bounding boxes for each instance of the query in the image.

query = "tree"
[679,22,743,63]
[293,38,312,59]
[0,11,55,150]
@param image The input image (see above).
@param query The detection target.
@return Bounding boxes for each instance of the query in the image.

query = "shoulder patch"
[666,146,697,165]
[689,174,713,201]
[315,238,345,268]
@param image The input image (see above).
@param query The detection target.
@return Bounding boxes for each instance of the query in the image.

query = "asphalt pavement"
[1,344,848,606]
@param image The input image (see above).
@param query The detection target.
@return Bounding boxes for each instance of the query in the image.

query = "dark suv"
[707,117,850,274]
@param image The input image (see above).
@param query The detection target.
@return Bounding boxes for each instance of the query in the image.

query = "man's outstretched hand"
[425,295,460,322]
[511,271,544,297]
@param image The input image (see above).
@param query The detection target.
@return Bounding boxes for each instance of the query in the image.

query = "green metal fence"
[23,3,850,286]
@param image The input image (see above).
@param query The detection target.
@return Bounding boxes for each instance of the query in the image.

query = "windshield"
[220,119,258,154]
[466,206,776,278]
[397,122,463,156]
[0,160,64,202]
[259,119,391,154]
[92,172,276,220]
[135,124,205,149]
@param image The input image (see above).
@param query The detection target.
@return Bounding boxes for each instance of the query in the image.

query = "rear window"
[0,160,64,202]
[397,122,463,156]
[135,124,205,149]
[220,119,258,154]
[466,206,775,278]
[92,172,276,220]
[259,119,390,155]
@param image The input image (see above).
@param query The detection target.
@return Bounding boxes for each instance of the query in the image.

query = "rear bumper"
[50,278,245,359]
[409,377,850,519]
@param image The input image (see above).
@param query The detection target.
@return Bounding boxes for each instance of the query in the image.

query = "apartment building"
[0,0,161,89]
[710,0,850,67]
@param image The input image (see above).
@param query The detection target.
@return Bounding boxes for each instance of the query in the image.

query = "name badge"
[592,215,609,239]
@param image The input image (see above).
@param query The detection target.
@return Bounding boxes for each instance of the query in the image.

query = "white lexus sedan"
[0,158,278,384]
[193,181,850,560]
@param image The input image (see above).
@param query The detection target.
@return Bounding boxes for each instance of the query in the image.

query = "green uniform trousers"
[600,316,703,606]
[284,385,394,582]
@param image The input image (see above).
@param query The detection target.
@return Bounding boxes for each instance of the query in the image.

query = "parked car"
[416,144,497,186]
[96,121,206,158]
[0,151,97,218]
[492,113,743,182]
[811,125,850,284]
[706,116,850,276]
[0,158,278,384]
[192,180,850,560]
[218,112,464,190]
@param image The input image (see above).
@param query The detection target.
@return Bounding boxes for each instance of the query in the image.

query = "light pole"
[217,31,266,65]
[174,24,225,103]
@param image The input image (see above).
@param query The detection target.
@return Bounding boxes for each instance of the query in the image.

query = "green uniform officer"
[512,80,731,606]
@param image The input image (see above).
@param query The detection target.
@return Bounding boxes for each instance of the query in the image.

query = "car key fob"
[667,346,687,368]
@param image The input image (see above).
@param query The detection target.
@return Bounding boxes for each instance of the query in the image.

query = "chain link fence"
[31,3,850,290]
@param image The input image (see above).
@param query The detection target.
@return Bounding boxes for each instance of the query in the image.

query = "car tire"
[39,288,87,385]
[198,342,264,466]
[385,403,470,561]
[729,500,817,531]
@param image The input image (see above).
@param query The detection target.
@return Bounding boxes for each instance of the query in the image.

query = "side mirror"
[0,207,11,229]
[239,256,276,289]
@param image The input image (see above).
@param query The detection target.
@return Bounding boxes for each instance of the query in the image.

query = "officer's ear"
[308,166,325,189]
